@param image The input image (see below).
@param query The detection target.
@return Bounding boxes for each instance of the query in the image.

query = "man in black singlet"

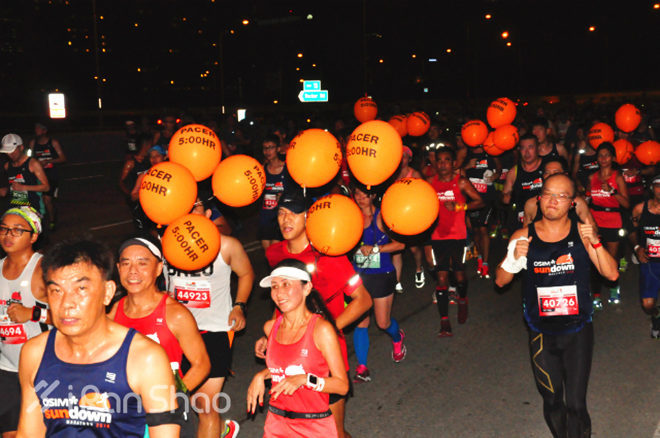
[502,134,544,230]
[28,123,66,230]
[496,174,618,438]
[532,118,569,163]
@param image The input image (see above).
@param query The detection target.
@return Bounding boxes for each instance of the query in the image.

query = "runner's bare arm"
[167,301,211,390]
[459,176,485,210]
[49,139,67,165]
[613,173,630,209]
[495,228,529,288]
[23,158,50,193]
[336,285,372,331]
[223,235,255,332]
[128,335,180,438]
[501,165,517,204]
[16,336,48,438]
[578,223,618,281]
[574,196,598,231]
[522,197,537,227]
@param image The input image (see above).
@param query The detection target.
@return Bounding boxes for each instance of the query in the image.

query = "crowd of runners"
[0,99,658,437]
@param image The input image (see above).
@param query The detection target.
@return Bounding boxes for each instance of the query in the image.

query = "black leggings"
[528,323,594,438]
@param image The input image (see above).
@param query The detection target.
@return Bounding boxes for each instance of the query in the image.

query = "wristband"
[315,377,325,392]
[634,244,641,252]
[31,306,40,322]
[39,308,48,323]
[591,242,602,249]
[233,302,246,314]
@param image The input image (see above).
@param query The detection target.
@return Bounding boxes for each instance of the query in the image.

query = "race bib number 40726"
[537,285,579,317]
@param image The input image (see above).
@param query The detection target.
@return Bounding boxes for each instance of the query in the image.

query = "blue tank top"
[523,220,592,335]
[35,328,147,437]
[353,208,394,274]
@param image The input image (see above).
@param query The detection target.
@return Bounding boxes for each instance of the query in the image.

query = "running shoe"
[392,330,407,362]
[448,286,458,305]
[415,270,425,288]
[608,287,621,304]
[477,256,483,277]
[631,252,639,265]
[489,225,499,239]
[221,419,240,438]
[481,263,490,279]
[457,298,468,324]
[395,282,404,294]
[618,258,628,273]
[432,291,437,304]
[353,364,372,383]
[593,296,603,311]
[438,317,453,337]
[651,317,660,339]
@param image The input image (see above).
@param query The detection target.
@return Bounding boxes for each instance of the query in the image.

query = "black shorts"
[467,204,493,227]
[430,239,466,272]
[360,271,397,299]
[44,168,59,197]
[0,369,21,433]
[182,331,232,379]
[598,227,621,243]
[329,371,353,405]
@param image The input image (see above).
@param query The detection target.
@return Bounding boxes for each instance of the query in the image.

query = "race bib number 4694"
[537,285,579,317]
[0,324,27,344]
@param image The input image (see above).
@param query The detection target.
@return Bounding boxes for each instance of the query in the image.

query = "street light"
[484,14,492,20]
[588,26,596,32]
[501,31,509,39]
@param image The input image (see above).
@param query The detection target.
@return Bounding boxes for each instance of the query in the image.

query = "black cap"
[277,191,309,214]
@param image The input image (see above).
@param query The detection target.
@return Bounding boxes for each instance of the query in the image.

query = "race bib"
[0,323,28,344]
[537,285,579,317]
[647,238,660,258]
[517,211,525,223]
[354,252,381,269]
[264,193,278,210]
[469,178,488,193]
[173,279,211,308]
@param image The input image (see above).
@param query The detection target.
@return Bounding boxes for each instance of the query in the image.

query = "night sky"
[1,0,659,117]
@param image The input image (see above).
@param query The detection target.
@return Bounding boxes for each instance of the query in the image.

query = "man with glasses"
[0,206,48,437]
[496,173,618,438]
[1,134,49,217]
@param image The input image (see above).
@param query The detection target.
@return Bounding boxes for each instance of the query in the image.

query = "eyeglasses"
[0,226,33,237]
[540,192,573,202]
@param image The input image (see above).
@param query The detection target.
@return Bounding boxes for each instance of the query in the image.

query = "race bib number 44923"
[537,285,579,317]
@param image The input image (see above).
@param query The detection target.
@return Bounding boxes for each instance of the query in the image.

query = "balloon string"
[303,186,307,197]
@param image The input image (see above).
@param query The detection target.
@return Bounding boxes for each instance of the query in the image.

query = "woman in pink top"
[247,259,349,438]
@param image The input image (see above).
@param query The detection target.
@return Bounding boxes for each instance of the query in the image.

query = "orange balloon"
[168,124,222,181]
[381,178,439,235]
[388,115,408,137]
[406,111,430,136]
[212,154,265,207]
[354,97,378,123]
[486,97,517,129]
[346,120,402,188]
[139,162,197,226]
[613,139,634,165]
[635,141,660,165]
[615,103,641,133]
[493,124,519,151]
[482,132,504,156]
[461,120,489,147]
[162,214,221,271]
[587,122,615,148]
[306,194,362,255]
[286,129,342,188]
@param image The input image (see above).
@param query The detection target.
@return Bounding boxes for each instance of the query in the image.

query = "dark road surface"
[48,159,660,437]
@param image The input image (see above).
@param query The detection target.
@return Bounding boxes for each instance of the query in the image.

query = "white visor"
[259,266,312,288]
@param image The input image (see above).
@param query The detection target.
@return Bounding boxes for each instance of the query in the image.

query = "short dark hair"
[532,117,549,129]
[519,133,538,144]
[543,156,569,174]
[263,134,280,145]
[436,147,456,161]
[42,239,115,282]
[596,141,616,157]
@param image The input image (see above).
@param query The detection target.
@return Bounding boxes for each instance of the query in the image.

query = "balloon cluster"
[460,97,519,155]
[138,123,266,271]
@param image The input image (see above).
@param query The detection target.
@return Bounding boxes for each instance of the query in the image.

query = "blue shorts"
[639,262,660,300]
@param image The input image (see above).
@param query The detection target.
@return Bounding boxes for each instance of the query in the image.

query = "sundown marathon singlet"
[523,220,593,335]
[639,201,660,262]
[35,328,147,437]
[512,163,544,222]
[7,158,44,214]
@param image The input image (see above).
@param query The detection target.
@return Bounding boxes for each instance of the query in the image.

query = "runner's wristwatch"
[233,302,247,313]
[372,244,379,254]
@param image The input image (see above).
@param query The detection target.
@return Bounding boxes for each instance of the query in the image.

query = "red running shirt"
[266,242,361,371]
[114,294,183,367]
[264,315,337,437]
[431,174,467,240]
[589,171,622,229]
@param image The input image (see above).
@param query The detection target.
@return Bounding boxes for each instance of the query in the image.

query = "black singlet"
[639,201,660,263]
[524,220,592,335]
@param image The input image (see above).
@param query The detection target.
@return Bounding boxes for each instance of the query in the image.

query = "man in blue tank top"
[496,174,619,438]
[16,240,181,437]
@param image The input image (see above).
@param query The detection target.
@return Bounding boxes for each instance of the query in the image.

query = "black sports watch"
[233,302,247,313]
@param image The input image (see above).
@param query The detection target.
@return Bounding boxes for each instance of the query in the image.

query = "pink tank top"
[114,294,183,367]
[265,314,337,437]
[431,174,467,240]
[590,171,622,228]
